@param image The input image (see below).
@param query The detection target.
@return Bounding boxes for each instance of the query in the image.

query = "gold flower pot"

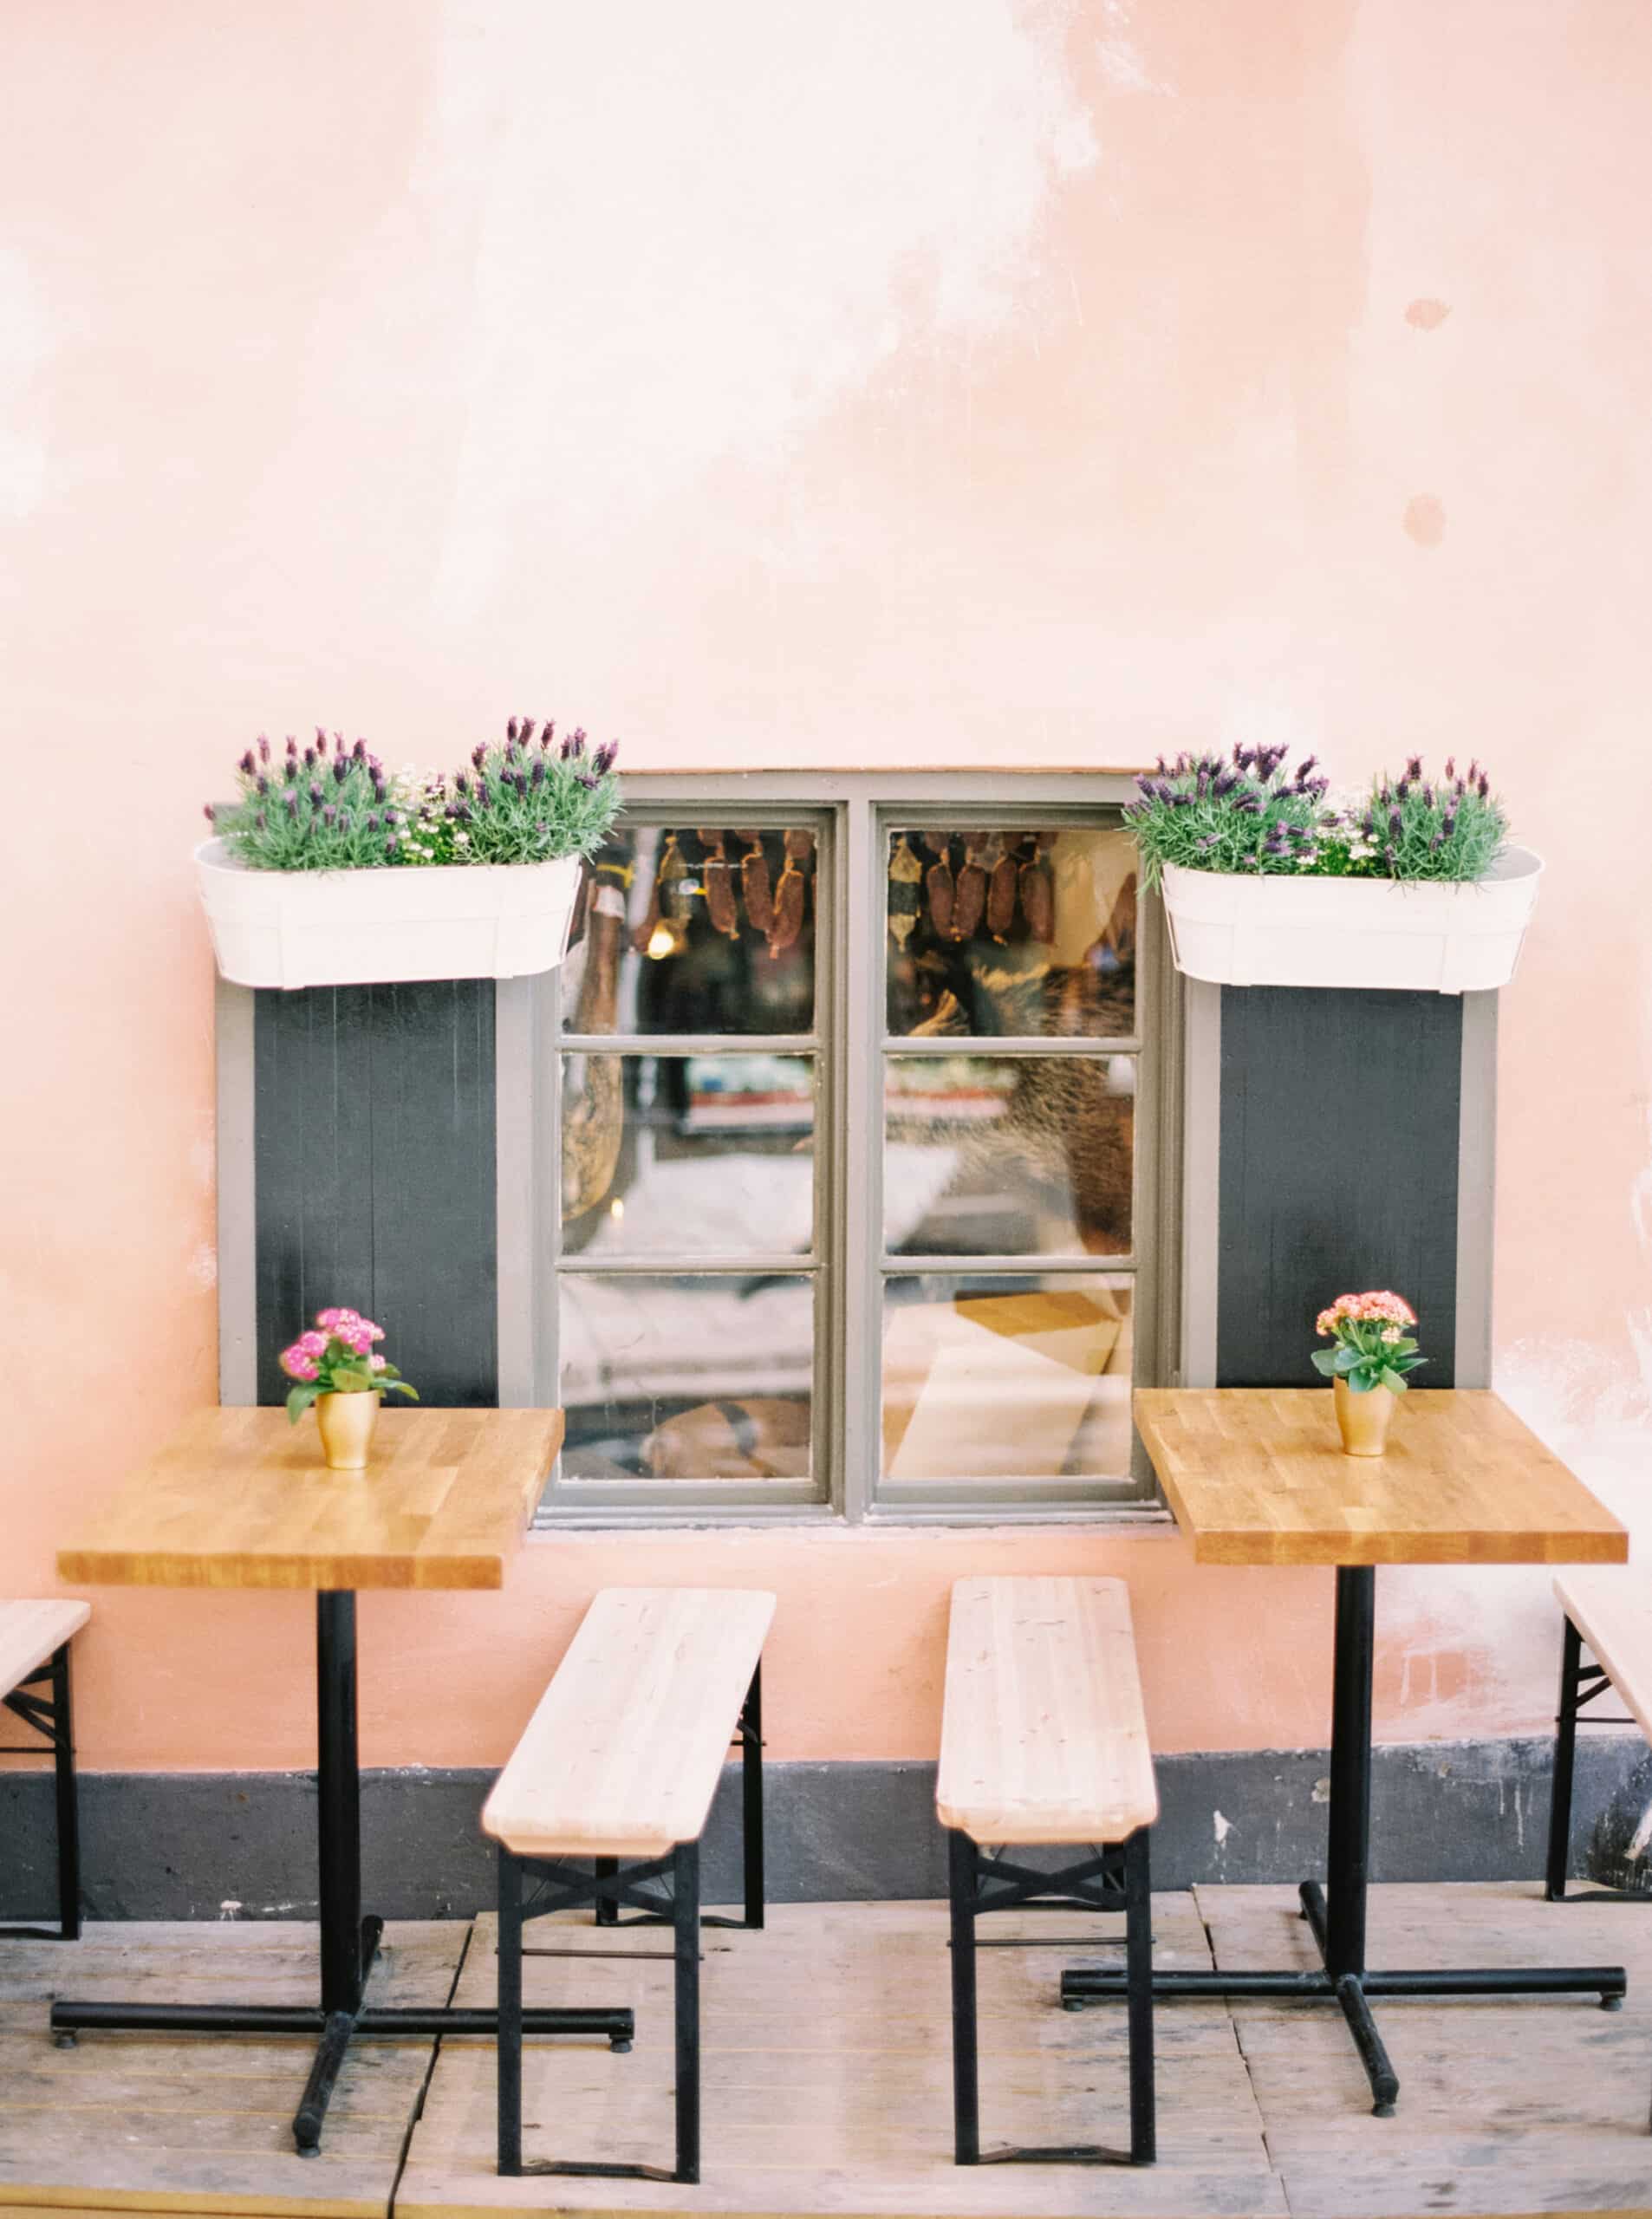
[1334,1376,1396,1459]
[315,1389,381,1471]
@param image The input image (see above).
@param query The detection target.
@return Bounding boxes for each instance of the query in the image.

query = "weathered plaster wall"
[3,1,1649,1779]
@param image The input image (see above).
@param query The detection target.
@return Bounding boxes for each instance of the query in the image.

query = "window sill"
[528,1501,1178,1538]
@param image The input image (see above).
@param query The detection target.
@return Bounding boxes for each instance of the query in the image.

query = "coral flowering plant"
[1311,1292,1427,1395]
[278,1308,420,1424]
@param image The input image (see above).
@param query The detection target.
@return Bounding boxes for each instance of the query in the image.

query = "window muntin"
[536,782,1168,1523]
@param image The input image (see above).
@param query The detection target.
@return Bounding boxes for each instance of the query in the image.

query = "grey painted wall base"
[4,1741,1650,1923]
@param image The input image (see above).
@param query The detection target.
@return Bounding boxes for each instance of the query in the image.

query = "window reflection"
[886,825,1136,1039]
[563,1055,815,1257]
[881,1274,1134,1483]
[559,1275,814,1482]
[884,1055,1133,1257]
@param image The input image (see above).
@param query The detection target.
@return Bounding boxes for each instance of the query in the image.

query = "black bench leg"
[48,1644,81,1942]
[593,1857,619,1928]
[740,1663,764,1929]
[947,1829,979,2165]
[497,1846,523,2177]
[1125,1826,1155,2164]
[1545,1617,1582,1903]
[673,1840,701,2183]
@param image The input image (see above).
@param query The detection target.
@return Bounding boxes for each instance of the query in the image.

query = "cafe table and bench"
[1061,1387,1629,2119]
[0,1600,90,1942]
[54,1406,634,2157]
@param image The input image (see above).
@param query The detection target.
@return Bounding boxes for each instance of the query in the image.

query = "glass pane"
[885,824,1136,1038]
[560,1274,814,1482]
[563,1054,816,1257]
[563,828,816,1036]
[884,1055,1133,1257]
[881,1273,1134,1484]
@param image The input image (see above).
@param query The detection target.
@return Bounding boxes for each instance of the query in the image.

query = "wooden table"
[54,1408,634,2154]
[1062,1389,1629,2118]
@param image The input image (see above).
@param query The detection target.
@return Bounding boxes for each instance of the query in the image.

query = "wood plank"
[1135,1390,1627,1567]
[0,1920,464,2217]
[935,1578,1157,1845]
[0,1603,90,1694]
[399,1897,1280,2216]
[483,1589,773,1858]
[55,1410,561,1591]
[1553,1568,1652,1741]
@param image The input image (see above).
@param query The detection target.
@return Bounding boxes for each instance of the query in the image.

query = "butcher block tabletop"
[1135,1389,1628,1569]
[57,1407,563,1591]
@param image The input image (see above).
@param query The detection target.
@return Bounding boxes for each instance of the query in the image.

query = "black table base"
[49,1592,634,2154]
[1060,1567,1627,2117]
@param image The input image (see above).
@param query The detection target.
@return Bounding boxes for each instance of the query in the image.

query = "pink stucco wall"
[3,1,1649,1777]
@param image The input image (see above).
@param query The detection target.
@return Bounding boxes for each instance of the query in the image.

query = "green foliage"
[209,732,412,870]
[208,719,622,874]
[1124,746,1332,891]
[1311,1325,1428,1395]
[446,719,621,866]
[1126,749,1510,889]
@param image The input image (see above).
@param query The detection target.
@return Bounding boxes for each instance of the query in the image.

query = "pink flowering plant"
[278,1308,420,1424]
[1312,1291,1427,1395]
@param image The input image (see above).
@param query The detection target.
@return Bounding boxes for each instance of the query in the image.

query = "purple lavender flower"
[454,771,469,797]
[569,726,587,758]
[202,803,216,823]
[1395,778,1410,801]
[1406,754,1422,780]
[315,726,328,748]
[1384,843,1398,871]
[472,743,488,771]
[1466,759,1480,785]
[333,757,348,785]
[285,736,299,759]
[309,780,324,806]
[446,800,472,823]
[1442,808,1457,837]
[385,835,400,860]
[256,775,270,797]
[302,744,316,767]
[576,771,601,791]
[593,741,618,776]
[559,732,576,759]
[1232,794,1263,816]
[1421,783,1434,807]
[1211,768,1237,798]
[1389,807,1402,837]
[530,756,545,786]
[1430,830,1443,851]
[541,720,556,752]
[1477,773,1490,798]
[238,748,256,777]
[1444,756,1455,778]
[1296,754,1319,781]
[366,811,380,833]
[257,734,270,764]
[383,807,400,826]
[283,790,300,817]
[322,803,337,827]
[1195,768,1209,797]
[506,717,519,744]
[1135,773,1156,797]
[519,717,537,745]
[1169,791,1195,808]
[353,738,367,763]
[256,808,267,831]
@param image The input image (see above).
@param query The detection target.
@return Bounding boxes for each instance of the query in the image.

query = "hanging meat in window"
[740,832,774,935]
[698,829,740,940]
[768,828,810,958]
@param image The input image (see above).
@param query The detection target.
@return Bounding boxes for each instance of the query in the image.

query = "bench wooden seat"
[938,1574,1158,1845]
[937,1576,1156,2169]
[486,1585,774,2187]
[1547,1569,1652,1899]
[483,1586,773,1858]
[1,1600,91,1942]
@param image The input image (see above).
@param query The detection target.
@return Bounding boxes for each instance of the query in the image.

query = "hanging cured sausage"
[953,835,990,940]
[986,837,1018,941]
[768,829,810,959]
[888,832,923,949]
[698,829,740,940]
[740,833,774,935]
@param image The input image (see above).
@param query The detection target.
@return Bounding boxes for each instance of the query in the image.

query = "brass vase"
[1334,1377,1395,1459]
[315,1389,381,1471]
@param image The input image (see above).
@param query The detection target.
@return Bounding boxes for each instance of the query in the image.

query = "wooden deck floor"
[0,1888,1649,2219]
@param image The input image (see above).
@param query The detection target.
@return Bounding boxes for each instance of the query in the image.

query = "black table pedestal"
[1060,1568,1625,2115]
[51,1591,634,2153]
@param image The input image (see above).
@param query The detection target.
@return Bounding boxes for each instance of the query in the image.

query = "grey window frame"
[499,771,1183,1529]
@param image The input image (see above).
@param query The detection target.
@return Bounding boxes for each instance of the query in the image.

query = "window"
[525,773,1179,1524]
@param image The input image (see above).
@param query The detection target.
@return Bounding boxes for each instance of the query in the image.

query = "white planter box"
[1161,844,1543,992]
[196,839,584,989]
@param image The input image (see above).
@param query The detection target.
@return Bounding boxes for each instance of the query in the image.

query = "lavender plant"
[205,717,622,871]
[1319,756,1507,882]
[442,717,621,866]
[1124,745,1332,890]
[207,732,411,869]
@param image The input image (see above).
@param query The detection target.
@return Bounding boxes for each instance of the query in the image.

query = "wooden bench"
[1547,1568,1652,1901]
[482,1585,775,2185]
[937,1575,1157,2167]
[0,1601,90,1942]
